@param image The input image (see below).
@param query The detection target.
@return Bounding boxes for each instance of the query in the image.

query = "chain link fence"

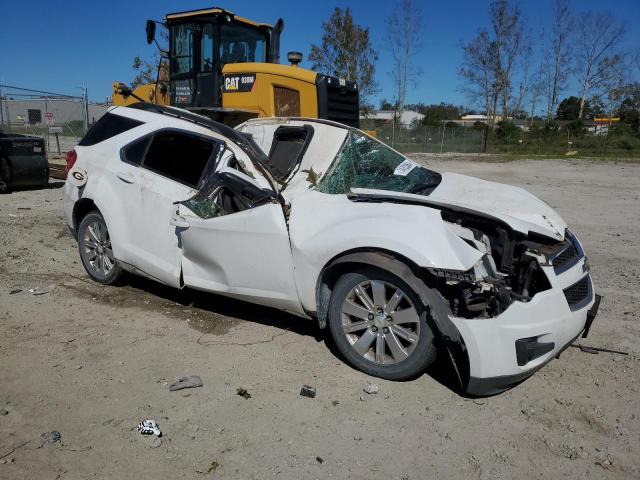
[0,85,109,159]
[360,119,487,154]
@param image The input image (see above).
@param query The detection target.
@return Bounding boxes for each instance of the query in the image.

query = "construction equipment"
[113,7,359,127]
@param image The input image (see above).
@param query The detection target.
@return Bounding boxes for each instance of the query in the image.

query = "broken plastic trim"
[427,267,475,282]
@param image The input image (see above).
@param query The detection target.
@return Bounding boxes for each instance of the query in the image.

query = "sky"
[0,0,638,109]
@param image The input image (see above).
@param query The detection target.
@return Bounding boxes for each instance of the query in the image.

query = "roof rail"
[127,102,267,161]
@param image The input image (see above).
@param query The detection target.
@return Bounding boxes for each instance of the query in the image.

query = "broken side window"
[181,148,264,219]
[316,131,442,195]
[142,130,217,187]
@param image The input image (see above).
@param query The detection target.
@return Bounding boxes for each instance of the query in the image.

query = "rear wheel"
[78,211,122,285]
[328,268,436,380]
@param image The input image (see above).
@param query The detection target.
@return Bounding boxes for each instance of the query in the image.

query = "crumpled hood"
[351,172,567,240]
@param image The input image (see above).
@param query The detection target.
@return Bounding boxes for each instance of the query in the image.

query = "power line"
[0,84,78,99]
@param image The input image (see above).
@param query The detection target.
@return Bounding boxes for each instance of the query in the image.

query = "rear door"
[121,129,221,287]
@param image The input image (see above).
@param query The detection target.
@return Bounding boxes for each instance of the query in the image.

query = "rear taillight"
[65,149,77,175]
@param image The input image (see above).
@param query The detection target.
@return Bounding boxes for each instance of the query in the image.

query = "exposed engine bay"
[428,210,580,319]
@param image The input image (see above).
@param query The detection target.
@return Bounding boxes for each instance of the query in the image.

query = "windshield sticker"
[394,159,417,176]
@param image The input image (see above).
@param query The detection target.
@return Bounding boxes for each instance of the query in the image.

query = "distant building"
[1,98,109,127]
[438,114,510,128]
[363,110,425,126]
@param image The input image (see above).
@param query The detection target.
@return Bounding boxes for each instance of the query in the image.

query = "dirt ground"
[1,158,639,479]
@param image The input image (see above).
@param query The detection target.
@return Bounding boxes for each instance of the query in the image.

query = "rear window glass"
[78,113,143,146]
[143,131,215,187]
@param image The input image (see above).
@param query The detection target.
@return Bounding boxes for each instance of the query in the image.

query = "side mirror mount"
[146,20,156,45]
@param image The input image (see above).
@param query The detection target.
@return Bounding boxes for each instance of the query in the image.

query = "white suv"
[63,104,600,395]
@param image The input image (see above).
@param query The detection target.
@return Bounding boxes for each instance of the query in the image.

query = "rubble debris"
[197,460,221,474]
[0,409,8,415]
[151,437,162,448]
[332,400,340,406]
[169,376,203,391]
[9,289,21,295]
[236,387,251,400]
[595,459,615,471]
[137,419,161,437]
[0,441,30,460]
[316,456,324,464]
[363,383,379,394]
[38,431,61,448]
[300,385,316,398]
[28,284,56,296]
[572,344,629,356]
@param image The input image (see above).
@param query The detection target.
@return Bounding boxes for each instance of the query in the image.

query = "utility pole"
[83,83,89,134]
[0,83,4,130]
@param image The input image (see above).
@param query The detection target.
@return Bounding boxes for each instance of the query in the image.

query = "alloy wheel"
[341,280,420,365]
[81,219,115,278]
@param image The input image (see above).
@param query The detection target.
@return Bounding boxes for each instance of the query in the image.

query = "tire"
[77,211,122,285]
[328,268,437,380]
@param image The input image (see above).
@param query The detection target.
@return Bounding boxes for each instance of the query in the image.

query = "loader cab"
[166,8,275,112]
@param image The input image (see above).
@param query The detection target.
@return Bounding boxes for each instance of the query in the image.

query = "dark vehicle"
[0,131,49,192]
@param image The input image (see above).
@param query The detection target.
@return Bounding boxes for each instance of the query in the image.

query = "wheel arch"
[316,248,470,391]
[72,197,99,238]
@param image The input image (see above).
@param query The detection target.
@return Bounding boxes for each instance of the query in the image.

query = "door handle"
[170,216,190,228]
[116,171,135,184]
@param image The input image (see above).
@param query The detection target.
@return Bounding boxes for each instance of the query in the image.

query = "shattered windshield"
[317,131,442,195]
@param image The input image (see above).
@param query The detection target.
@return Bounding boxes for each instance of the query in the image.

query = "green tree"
[417,103,463,126]
[556,96,592,120]
[379,99,395,110]
[131,29,168,89]
[309,8,379,109]
[615,83,640,133]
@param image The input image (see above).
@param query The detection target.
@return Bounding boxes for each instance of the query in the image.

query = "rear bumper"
[466,291,601,396]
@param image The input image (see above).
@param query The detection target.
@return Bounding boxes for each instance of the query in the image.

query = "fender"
[317,250,469,392]
[288,190,483,316]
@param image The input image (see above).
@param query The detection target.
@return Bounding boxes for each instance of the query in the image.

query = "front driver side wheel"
[78,211,122,285]
[328,268,437,380]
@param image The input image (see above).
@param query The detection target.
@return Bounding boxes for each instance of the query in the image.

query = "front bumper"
[466,295,600,396]
[449,252,598,396]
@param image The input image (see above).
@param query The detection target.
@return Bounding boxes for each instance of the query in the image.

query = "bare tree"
[459,31,499,125]
[512,41,534,118]
[385,0,422,120]
[490,0,527,118]
[572,11,626,119]
[529,62,547,125]
[545,0,573,121]
[596,54,629,121]
[458,0,527,125]
[309,8,378,108]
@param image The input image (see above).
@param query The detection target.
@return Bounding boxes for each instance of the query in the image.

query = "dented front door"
[176,203,302,312]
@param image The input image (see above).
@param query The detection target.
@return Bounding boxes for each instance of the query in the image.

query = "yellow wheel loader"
[112,7,359,127]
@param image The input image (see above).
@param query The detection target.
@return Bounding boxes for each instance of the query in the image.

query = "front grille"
[563,275,592,311]
[552,230,583,274]
[553,244,579,273]
[316,74,360,128]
